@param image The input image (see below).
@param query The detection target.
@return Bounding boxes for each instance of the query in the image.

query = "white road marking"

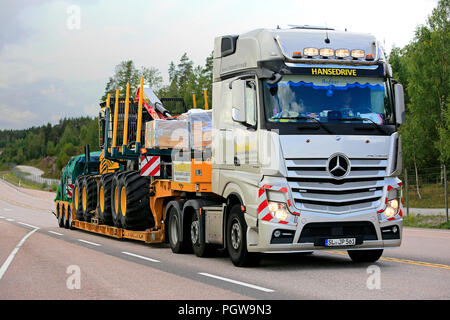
[48,231,64,236]
[0,216,4,218]
[0,227,39,280]
[17,222,40,229]
[6,218,14,222]
[198,272,275,293]
[3,208,12,211]
[121,251,160,263]
[77,239,101,246]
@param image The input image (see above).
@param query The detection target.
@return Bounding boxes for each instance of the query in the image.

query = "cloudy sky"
[0,0,438,129]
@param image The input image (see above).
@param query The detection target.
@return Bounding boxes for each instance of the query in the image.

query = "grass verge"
[403,214,450,229]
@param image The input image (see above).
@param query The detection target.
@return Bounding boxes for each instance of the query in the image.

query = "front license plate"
[325,238,356,246]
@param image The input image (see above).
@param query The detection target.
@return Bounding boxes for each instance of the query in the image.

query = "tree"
[389,0,449,197]
[141,66,163,92]
[406,0,449,166]
[159,52,213,111]
[102,60,140,101]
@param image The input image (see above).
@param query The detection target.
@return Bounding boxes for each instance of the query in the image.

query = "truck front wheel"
[226,205,260,267]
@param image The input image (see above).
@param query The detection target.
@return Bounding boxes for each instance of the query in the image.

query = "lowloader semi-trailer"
[55,26,405,267]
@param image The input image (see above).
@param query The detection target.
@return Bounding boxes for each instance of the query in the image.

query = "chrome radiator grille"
[286,158,387,214]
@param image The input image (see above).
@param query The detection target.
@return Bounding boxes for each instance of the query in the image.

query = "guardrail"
[11,166,59,187]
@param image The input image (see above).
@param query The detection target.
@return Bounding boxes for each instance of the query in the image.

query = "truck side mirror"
[394,83,405,125]
[231,80,246,123]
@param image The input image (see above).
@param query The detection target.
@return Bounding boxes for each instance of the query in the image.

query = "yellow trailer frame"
[55,199,165,244]
[55,161,212,245]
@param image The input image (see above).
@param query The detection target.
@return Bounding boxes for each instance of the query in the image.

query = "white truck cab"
[211,26,404,266]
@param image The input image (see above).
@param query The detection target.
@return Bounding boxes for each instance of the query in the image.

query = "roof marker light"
[292,51,302,58]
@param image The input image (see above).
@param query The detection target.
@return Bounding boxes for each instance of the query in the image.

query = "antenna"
[324,22,330,44]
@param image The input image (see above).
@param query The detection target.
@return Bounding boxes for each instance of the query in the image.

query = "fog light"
[274,230,281,238]
[392,225,398,233]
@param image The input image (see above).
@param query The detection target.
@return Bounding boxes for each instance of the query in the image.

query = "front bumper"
[247,209,402,253]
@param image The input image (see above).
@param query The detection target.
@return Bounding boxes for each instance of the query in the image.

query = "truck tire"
[119,171,153,231]
[74,175,84,221]
[167,206,190,253]
[348,249,383,263]
[65,205,73,229]
[111,172,127,228]
[97,173,114,225]
[57,203,65,228]
[226,205,261,267]
[82,175,97,223]
[191,213,214,257]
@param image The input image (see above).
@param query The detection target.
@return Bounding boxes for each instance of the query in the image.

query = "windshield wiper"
[334,117,386,134]
[274,116,333,134]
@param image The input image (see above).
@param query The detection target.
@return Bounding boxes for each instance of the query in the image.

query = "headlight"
[383,198,399,218]
[268,201,290,221]
[389,199,399,210]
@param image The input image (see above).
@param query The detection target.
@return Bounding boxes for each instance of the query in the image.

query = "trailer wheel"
[226,205,260,267]
[57,203,65,228]
[348,249,383,263]
[82,175,97,223]
[97,173,114,225]
[65,205,73,229]
[74,176,84,221]
[167,206,189,253]
[111,172,127,228]
[119,171,153,231]
[191,213,214,257]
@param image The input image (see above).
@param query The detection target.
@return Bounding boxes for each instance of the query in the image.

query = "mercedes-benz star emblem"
[327,154,350,179]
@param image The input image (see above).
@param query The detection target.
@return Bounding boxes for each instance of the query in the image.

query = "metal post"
[112,89,119,149]
[444,164,448,222]
[204,89,209,110]
[136,77,144,146]
[192,94,197,109]
[404,169,409,217]
[122,83,130,148]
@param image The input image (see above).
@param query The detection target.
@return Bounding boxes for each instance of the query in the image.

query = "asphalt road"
[0,178,449,301]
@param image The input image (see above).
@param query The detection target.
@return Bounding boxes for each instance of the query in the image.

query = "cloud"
[0,103,37,127]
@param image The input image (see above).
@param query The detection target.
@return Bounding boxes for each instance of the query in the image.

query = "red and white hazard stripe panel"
[139,156,160,177]
[66,184,74,198]
[257,184,299,226]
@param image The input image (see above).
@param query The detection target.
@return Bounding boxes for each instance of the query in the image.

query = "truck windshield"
[263,75,394,125]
